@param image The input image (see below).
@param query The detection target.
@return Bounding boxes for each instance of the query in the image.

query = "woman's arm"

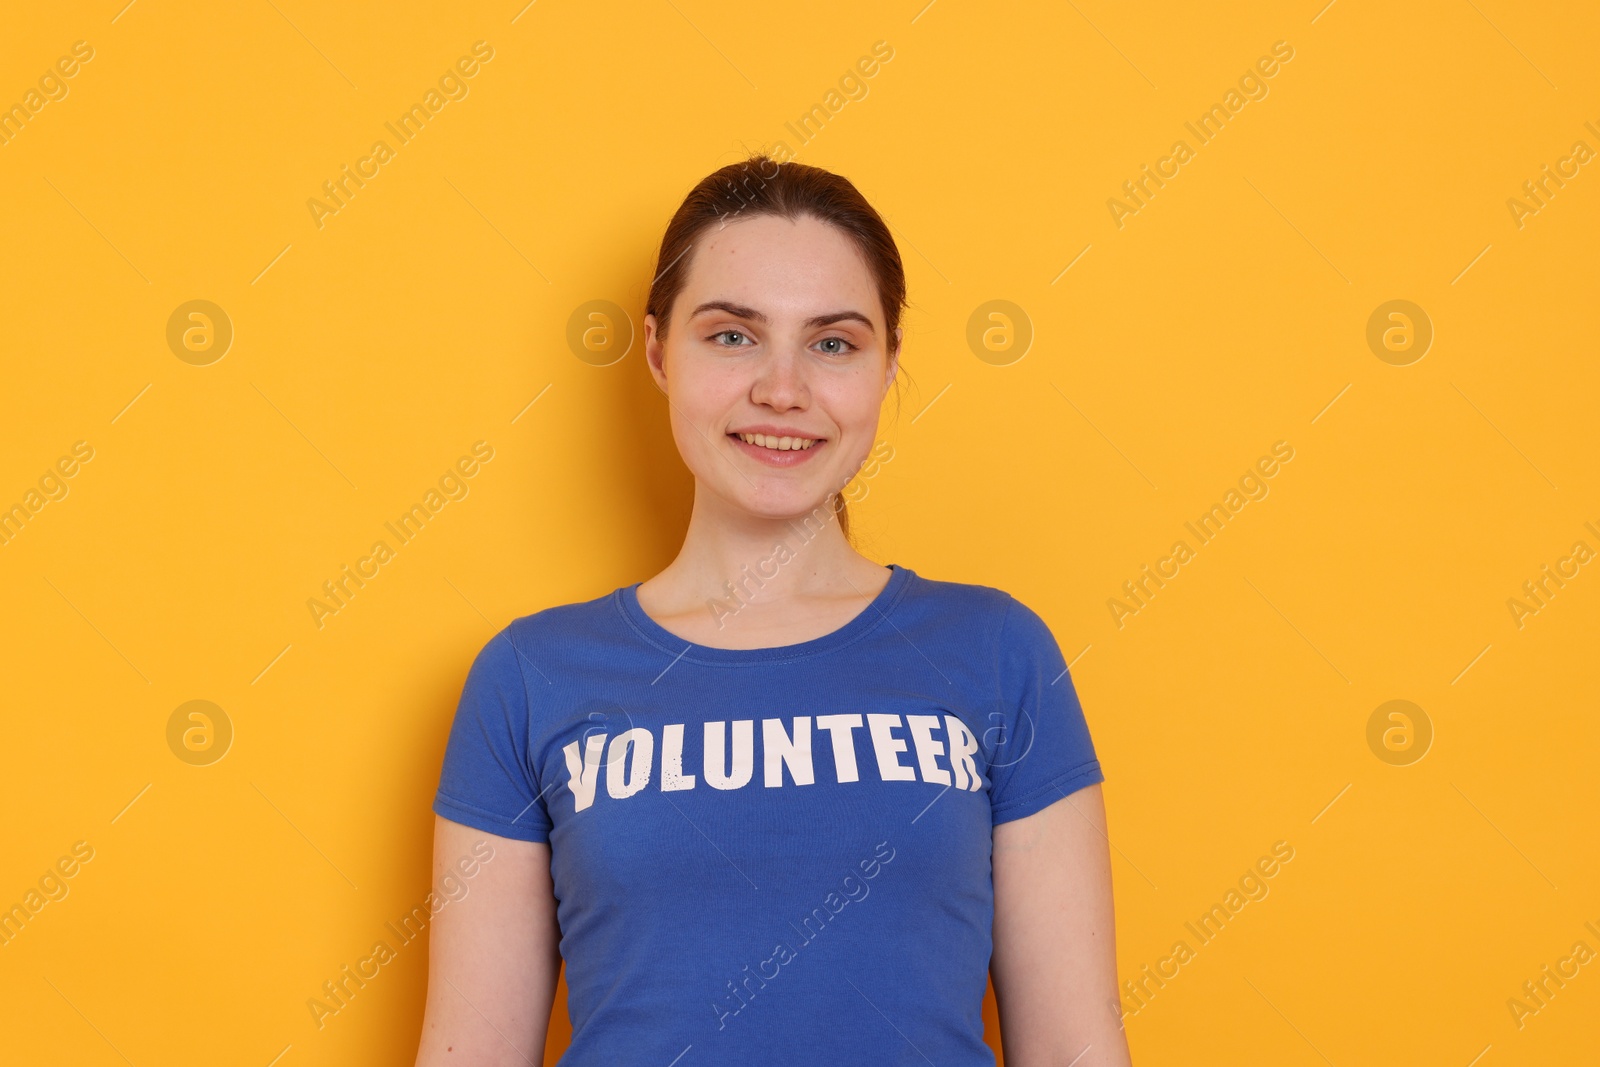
[991,783,1133,1066]
[415,815,562,1066]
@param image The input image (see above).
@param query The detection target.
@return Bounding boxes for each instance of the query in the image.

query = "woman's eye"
[816,336,857,355]
[711,329,750,347]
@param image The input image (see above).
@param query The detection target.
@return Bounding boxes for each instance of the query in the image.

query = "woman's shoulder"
[468,582,629,661]
[900,564,1024,617]
[896,567,1057,652]
[903,566,1070,645]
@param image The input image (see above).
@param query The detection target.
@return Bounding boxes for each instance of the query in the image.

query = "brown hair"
[646,154,908,541]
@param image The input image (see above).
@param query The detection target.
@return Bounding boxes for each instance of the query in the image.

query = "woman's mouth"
[728,431,825,467]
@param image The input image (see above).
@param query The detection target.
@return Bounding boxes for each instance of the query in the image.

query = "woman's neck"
[634,488,892,649]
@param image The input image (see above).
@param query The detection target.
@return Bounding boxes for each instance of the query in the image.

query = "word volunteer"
[565,713,986,812]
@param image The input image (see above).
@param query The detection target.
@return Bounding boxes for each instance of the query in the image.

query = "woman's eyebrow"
[688,300,874,330]
[803,310,874,329]
[690,300,766,322]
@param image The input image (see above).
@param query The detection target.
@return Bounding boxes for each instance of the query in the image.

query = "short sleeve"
[986,596,1104,825]
[432,626,553,842]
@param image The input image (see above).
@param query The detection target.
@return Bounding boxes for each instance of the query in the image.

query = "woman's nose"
[751,347,809,408]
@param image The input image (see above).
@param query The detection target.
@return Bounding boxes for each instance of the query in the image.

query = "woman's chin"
[725,488,842,527]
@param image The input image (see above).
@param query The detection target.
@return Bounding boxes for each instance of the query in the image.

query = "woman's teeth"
[736,433,817,451]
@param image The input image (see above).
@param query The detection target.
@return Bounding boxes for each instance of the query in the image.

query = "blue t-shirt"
[432,563,1104,1066]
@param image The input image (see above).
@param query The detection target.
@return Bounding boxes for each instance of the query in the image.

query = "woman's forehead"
[682,215,881,322]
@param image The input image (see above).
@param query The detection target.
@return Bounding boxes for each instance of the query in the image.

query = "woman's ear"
[884,326,902,392]
[644,313,669,395]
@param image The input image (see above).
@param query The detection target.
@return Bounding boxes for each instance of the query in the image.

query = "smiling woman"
[640,157,909,544]
[415,155,1131,1067]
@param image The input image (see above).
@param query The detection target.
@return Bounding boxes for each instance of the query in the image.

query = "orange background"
[2,1,1597,1064]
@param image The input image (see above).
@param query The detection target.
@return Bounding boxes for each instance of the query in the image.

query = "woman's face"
[645,213,900,524]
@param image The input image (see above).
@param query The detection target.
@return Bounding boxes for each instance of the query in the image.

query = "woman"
[415,156,1132,1066]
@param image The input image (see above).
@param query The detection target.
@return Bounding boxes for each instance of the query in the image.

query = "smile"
[727,432,826,467]
[735,432,817,451]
